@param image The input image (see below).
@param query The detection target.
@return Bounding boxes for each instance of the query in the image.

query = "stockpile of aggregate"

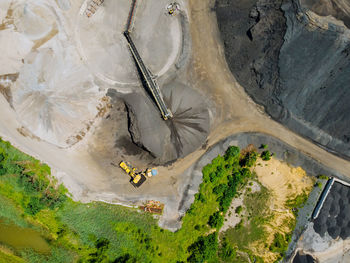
[215,0,350,158]
[124,82,210,163]
[293,252,316,263]
[313,182,350,239]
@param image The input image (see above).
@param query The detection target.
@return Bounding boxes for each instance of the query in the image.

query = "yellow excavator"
[119,161,157,187]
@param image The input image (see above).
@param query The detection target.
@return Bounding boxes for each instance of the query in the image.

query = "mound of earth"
[293,252,316,263]
[3,1,104,147]
[215,0,350,158]
[301,0,350,27]
[313,182,350,239]
[123,82,210,163]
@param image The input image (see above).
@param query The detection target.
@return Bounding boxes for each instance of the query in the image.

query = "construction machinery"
[119,161,157,187]
[139,200,164,214]
[167,2,180,16]
[85,0,104,18]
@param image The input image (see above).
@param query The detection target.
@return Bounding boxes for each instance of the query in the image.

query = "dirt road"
[181,0,350,178]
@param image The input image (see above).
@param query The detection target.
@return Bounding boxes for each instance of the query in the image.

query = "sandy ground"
[252,158,314,262]
[0,0,350,234]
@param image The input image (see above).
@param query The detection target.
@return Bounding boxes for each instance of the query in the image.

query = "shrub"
[87,238,110,263]
[240,151,258,167]
[187,233,218,263]
[113,253,137,263]
[218,239,236,261]
[269,232,290,259]
[213,184,227,195]
[260,144,268,149]
[235,206,242,215]
[318,175,329,180]
[208,212,223,229]
[25,196,45,215]
[261,150,272,161]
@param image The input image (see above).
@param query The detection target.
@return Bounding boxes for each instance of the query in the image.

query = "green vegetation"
[260,144,268,149]
[235,205,242,215]
[318,174,329,180]
[286,191,309,217]
[218,238,236,262]
[239,151,258,168]
[260,150,272,161]
[269,232,291,260]
[224,185,271,255]
[0,138,264,262]
[187,233,218,263]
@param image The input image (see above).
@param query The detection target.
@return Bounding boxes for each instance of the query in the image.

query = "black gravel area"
[313,182,350,239]
[293,252,316,263]
[215,0,350,158]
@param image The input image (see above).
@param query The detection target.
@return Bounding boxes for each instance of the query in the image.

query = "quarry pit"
[1,4,350,261]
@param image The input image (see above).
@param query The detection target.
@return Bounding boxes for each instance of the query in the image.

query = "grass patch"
[224,184,271,252]
[0,137,262,262]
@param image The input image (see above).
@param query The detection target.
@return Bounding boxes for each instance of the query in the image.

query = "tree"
[208,211,223,229]
[224,146,240,164]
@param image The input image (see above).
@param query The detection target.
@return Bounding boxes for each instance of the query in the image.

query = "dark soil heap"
[215,0,350,158]
[293,252,316,263]
[313,182,350,239]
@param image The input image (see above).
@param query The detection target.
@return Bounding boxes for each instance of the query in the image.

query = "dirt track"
[181,0,350,178]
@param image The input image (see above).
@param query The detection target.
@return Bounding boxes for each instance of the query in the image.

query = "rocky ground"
[215,0,350,158]
[294,181,350,262]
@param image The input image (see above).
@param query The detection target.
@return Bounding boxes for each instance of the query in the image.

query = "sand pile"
[76,0,182,85]
[0,0,104,147]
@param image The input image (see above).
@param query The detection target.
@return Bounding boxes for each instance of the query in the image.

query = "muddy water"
[0,219,50,253]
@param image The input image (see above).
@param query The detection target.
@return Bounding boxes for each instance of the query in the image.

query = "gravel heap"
[215,0,350,158]
[293,252,316,263]
[313,182,350,239]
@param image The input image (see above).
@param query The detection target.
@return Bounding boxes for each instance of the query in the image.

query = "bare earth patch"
[223,157,315,262]
[252,157,315,262]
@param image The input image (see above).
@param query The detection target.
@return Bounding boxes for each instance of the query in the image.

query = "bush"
[113,253,137,263]
[261,150,272,161]
[187,233,218,263]
[213,184,227,195]
[240,151,258,167]
[269,232,290,259]
[195,193,206,203]
[87,238,110,263]
[318,175,329,180]
[235,206,242,215]
[224,146,240,164]
[25,196,45,215]
[218,239,236,261]
[208,212,223,229]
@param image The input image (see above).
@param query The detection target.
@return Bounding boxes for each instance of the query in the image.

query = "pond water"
[0,219,50,253]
